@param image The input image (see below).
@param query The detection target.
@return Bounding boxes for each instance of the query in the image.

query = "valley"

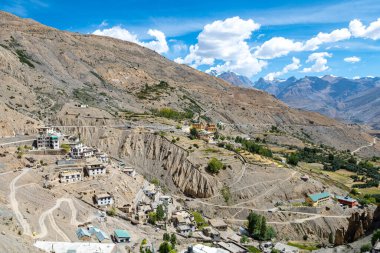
[0,10,379,253]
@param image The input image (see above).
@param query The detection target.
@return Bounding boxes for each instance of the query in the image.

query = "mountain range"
[217,72,380,129]
[0,11,376,154]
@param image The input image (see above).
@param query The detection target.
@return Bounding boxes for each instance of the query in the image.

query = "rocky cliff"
[335,206,380,245]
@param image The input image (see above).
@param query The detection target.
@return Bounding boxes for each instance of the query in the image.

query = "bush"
[287,153,299,166]
[361,244,371,253]
[60,143,71,153]
[192,211,206,229]
[207,158,223,174]
[106,207,116,217]
[372,229,380,245]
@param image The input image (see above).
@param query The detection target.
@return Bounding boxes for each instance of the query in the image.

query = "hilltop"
[0,12,377,156]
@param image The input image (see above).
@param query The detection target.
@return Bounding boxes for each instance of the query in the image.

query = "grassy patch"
[191,211,206,229]
[246,246,260,253]
[15,49,35,68]
[136,81,174,100]
[152,107,193,120]
[72,88,95,104]
[287,242,320,251]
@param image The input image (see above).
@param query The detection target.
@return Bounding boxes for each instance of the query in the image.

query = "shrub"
[192,211,206,229]
[207,158,223,174]
[287,153,299,166]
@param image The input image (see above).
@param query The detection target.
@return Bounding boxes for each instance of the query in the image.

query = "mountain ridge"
[0,11,377,155]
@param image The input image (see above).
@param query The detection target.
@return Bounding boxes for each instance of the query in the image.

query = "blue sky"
[2,0,380,80]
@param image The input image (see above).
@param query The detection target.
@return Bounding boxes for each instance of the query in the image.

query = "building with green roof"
[114,229,131,243]
[306,192,330,206]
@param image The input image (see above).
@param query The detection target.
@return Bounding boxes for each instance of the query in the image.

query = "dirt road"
[9,168,32,236]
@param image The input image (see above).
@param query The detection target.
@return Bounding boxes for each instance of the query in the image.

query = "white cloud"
[302,52,332,73]
[265,57,301,81]
[93,26,169,54]
[254,28,350,59]
[175,16,266,77]
[353,76,361,79]
[254,37,304,59]
[349,18,380,40]
[344,56,361,63]
[303,28,351,50]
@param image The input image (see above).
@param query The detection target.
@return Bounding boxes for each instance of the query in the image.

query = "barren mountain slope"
[0,11,377,154]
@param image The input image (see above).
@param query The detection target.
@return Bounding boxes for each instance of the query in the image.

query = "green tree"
[287,153,299,166]
[265,226,276,240]
[190,128,199,139]
[148,212,157,225]
[361,244,371,253]
[247,212,260,235]
[207,158,223,174]
[158,242,173,253]
[170,233,177,247]
[372,229,380,245]
[260,216,267,239]
[163,233,170,241]
[156,204,165,221]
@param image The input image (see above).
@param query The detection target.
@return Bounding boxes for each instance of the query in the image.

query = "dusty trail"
[36,198,80,241]
[9,168,32,236]
[351,138,377,154]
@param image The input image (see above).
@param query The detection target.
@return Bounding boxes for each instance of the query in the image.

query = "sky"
[2,0,380,81]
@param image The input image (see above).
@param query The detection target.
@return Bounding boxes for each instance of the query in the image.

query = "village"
[0,120,355,253]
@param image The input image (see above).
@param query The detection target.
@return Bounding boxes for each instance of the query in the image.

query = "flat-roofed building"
[59,170,82,183]
[94,193,113,206]
[84,162,106,177]
[336,195,358,207]
[306,192,330,207]
[209,219,228,231]
[114,229,131,243]
[36,127,61,150]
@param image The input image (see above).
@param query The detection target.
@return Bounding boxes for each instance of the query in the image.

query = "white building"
[36,127,61,150]
[84,162,106,177]
[70,143,95,159]
[95,193,113,206]
[59,171,82,183]
[122,167,136,177]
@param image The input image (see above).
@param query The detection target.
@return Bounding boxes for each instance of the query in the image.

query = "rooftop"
[96,193,112,199]
[34,241,115,253]
[336,195,357,203]
[114,229,131,238]
[307,192,330,202]
[209,219,228,228]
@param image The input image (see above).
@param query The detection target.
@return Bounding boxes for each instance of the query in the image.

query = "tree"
[265,226,276,240]
[260,216,267,239]
[372,229,380,245]
[207,158,223,174]
[148,212,157,225]
[240,235,249,243]
[170,233,177,247]
[163,233,170,242]
[328,232,334,244]
[158,242,173,253]
[287,153,299,166]
[156,204,165,221]
[247,212,260,235]
[361,244,371,253]
[190,128,199,139]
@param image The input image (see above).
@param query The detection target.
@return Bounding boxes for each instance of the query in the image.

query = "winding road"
[36,198,80,241]
[9,168,32,236]
[351,137,377,155]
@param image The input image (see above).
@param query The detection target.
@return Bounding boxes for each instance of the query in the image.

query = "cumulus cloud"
[349,19,380,40]
[344,56,361,63]
[254,28,350,59]
[93,26,169,54]
[302,52,332,73]
[175,16,266,77]
[265,57,301,81]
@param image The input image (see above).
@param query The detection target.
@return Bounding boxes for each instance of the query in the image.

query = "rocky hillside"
[253,75,380,129]
[0,11,378,154]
